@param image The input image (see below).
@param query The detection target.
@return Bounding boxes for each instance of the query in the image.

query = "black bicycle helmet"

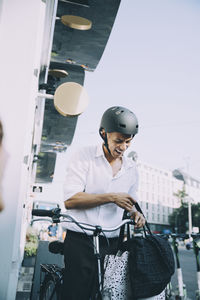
[99,106,139,136]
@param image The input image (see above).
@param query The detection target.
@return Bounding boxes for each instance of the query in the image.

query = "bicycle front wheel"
[40,274,60,300]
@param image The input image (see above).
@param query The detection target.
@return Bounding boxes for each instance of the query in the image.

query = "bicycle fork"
[193,237,200,299]
[93,233,103,291]
[197,270,200,300]
[176,268,185,298]
[93,226,113,300]
[172,237,187,299]
[93,226,106,300]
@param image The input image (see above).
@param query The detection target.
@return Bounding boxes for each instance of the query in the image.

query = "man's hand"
[131,211,145,228]
[110,193,145,228]
[110,192,136,211]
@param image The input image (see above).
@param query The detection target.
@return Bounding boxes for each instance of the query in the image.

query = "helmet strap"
[104,133,111,154]
[99,128,111,154]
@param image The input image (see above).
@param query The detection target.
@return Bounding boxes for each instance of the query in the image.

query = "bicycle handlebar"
[31,208,199,237]
[171,233,189,240]
[32,209,57,217]
[191,233,200,238]
[32,208,135,233]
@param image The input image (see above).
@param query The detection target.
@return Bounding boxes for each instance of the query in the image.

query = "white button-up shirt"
[63,143,139,237]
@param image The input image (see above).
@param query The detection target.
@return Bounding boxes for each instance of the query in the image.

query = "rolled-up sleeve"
[63,149,89,201]
[128,165,139,203]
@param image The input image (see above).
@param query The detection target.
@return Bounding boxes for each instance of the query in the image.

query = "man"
[62,106,145,299]
[48,223,58,238]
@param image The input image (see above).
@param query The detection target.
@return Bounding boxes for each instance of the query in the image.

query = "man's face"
[106,132,133,158]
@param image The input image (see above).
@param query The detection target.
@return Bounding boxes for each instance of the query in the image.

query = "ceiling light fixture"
[38,82,89,116]
[48,69,68,78]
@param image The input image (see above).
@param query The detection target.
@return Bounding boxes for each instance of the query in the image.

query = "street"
[171,246,198,300]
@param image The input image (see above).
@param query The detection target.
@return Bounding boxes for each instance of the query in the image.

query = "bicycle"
[187,233,200,300]
[32,207,135,300]
[167,233,189,300]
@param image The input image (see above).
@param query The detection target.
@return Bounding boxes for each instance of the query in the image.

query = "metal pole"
[188,197,192,240]
[37,92,54,99]
[185,158,193,241]
[175,212,178,234]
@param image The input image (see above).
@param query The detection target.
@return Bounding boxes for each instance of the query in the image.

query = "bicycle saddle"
[48,240,64,255]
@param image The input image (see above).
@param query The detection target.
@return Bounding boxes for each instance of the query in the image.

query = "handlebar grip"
[32,209,54,217]
[171,233,189,239]
[192,233,200,238]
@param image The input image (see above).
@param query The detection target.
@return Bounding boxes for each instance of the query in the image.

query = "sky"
[67,0,200,180]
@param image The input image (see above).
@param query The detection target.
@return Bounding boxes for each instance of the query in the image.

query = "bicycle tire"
[40,274,60,300]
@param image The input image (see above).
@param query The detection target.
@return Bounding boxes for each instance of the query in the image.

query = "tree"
[173,185,188,206]
[169,195,200,233]
[169,206,187,233]
[168,186,188,233]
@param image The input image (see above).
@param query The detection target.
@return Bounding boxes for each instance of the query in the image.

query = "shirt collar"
[95,143,135,170]
[95,143,105,157]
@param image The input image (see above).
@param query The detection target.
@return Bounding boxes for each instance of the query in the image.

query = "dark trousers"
[61,230,118,300]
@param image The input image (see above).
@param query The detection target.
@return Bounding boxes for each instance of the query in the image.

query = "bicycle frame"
[192,234,200,299]
[39,264,63,300]
[32,208,135,299]
[60,212,135,297]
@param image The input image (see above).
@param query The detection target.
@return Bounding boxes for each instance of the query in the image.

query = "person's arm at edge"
[0,195,4,212]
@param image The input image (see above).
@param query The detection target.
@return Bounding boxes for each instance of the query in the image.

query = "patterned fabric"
[102,251,166,300]
[103,251,132,299]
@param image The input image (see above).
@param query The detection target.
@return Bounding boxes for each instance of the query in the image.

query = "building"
[136,160,200,233]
